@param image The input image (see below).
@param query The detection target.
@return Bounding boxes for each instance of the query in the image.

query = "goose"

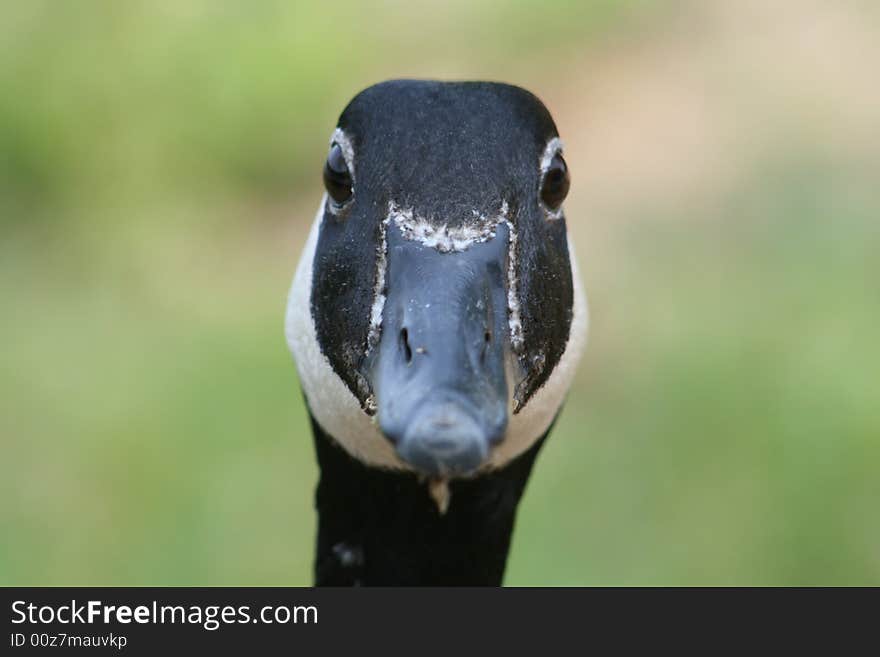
[285,80,588,585]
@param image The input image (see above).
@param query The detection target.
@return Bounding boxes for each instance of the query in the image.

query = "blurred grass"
[2,0,879,585]
[510,157,880,584]
[0,0,650,223]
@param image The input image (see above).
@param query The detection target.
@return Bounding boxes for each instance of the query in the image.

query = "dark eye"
[323,143,353,205]
[540,153,570,211]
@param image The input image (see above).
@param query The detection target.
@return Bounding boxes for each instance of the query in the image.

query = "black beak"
[368,222,511,477]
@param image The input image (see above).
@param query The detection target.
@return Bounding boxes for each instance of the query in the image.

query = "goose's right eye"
[323,143,353,206]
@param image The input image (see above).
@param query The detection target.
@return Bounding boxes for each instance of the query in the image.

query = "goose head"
[286,80,588,479]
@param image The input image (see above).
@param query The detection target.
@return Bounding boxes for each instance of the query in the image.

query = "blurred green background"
[2,0,878,585]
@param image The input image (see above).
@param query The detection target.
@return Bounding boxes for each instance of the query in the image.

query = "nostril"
[481,329,492,363]
[400,328,413,364]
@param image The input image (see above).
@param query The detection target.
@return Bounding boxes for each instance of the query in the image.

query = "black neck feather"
[309,413,547,586]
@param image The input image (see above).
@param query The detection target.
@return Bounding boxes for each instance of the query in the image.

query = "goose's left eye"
[540,153,570,211]
[323,143,353,205]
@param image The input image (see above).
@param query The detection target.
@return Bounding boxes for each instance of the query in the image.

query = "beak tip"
[393,405,491,477]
